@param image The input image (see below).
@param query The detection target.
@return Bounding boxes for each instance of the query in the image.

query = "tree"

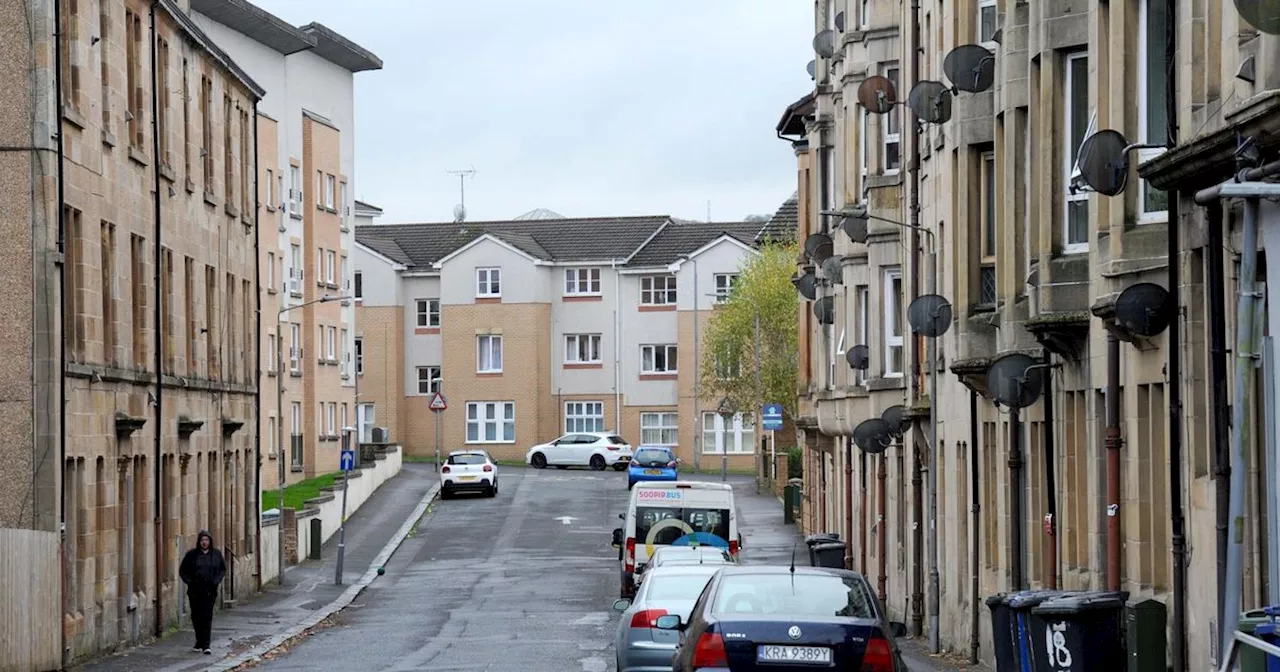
[699,241,801,420]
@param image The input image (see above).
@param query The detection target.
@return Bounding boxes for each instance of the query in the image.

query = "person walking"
[179,530,225,654]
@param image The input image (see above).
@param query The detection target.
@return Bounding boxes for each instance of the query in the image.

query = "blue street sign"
[340,449,356,472]
[762,403,784,431]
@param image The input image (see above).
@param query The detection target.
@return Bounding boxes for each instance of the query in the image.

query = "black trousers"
[188,590,215,648]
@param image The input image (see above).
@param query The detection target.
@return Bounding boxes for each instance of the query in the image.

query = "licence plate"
[757,645,832,664]
[458,475,477,481]
[644,469,663,475]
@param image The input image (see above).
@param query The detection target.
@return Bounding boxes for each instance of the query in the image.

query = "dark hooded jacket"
[180,530,226,596]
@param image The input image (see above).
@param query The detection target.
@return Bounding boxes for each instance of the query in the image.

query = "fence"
[0,529,61,672]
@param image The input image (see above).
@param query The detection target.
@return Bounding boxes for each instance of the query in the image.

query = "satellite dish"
[943,44,996,93]
[813,29,838,58]
[452,203,467,223]
[793,271,818,300]
[846,345,869,370]
[907,81,954,124]
[804,232,835,263]
[806,60,817,79]
[835,11,845,32]
[1115,282,1172,336]
[857,76,897,114]
[1236,0,1280,35]
[1076,129,1131,197]
[881,405,910,437]
[908,294,953,337]
[986,353,1044,409]
[813,296,835,325]
[821,256,844,285]
[853,418,893,454]
[840,215,868,243]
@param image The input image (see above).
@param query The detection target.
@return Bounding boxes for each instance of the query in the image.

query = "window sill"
[865,173,903,189]
[565,362,603,369]
[185,177,195,194]
[291,464,303,473]
[341,373,350,380]
[101,129,117,148]
[290,291,303,299]
[128,146,149,167]
[267,452,277,460]
[225,201,240,219]
[639,305,676,312]
[476,297,501,304]
[640,373,678,380]
[267,370,276,377]
[414,327,441,335]
[476,371,503,377]
[63,107,87,130]
[290,371,302,378]
[267,287,277,295]
[465,441,517,445]
[204,190,220,207]
[563,295,603,302]
[159,163,177,183]
[340,224,350,233]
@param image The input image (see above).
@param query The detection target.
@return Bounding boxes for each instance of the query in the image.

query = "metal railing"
[1218,629,1280,672]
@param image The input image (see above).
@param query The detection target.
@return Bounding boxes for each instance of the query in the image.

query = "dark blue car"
[627,445,679,488]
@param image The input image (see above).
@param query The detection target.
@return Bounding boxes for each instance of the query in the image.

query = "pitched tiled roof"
[755,192,799,244]
[359,237,413,266]
[625,220,762,268]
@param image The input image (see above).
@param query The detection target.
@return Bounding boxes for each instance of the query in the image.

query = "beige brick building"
[352,213,792,469]
[784,1,1280,669]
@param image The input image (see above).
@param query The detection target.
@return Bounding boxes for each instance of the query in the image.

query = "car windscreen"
[447,453,487,465]
[712,574,876,619]
[608,435,628,445]
[635,507,731,548]
[633,449,671,466]
[645,572,718,601]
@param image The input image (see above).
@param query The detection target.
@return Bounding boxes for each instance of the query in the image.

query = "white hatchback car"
[525,432,633,471]
[440,450,498,499]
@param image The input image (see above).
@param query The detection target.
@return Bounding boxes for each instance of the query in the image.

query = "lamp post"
[671,255,702,471]
[716,396,737,482]
[275,292,349,587]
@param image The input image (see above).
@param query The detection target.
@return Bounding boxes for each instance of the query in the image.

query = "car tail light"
[607,445,621,451]
[860,635,895,672]
[441,465,451,474]
[624,537,636,572]
[629,608,669,628]
[728,539,739,556]
[482,464,493,472]
[690,632,728,668]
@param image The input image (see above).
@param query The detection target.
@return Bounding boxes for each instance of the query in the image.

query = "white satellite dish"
[453,203,467,222]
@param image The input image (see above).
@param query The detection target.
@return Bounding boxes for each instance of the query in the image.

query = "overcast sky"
[251,1,813,224]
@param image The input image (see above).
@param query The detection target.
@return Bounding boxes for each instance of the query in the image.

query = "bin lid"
[805,533,841,545]
[1265,605,1280,618]
[1006,590,1079,609]
[1257,623,1279,637]
[1033,593,1127,616]
[985,593,1010,607]
[813,541,847,551]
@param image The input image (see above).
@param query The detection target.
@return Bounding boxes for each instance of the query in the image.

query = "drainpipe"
[860,449,868,573]
[1042,363,1058,589]
[148,0,165,638]
[612,260,621,434]
[969,391,980,665]
[911,437,924,635]
[54,0,69,663]
[1207,200,1230,638]
[878,449,888,602]
[845,437,854,569]
[1009,405,1025,591]
[1105,332,1122,592]
[907,0,926,641]
[252,105,262,591]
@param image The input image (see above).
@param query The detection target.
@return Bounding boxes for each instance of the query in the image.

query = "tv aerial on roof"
[813,29,838,59]
[853,418,893,454]
[986,353,1045,410]
[1235,0,1280,34]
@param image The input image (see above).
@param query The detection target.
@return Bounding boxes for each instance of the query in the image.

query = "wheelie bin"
[985,593,1018,672]
[803,532,839,566]
[1029,591,1130,671]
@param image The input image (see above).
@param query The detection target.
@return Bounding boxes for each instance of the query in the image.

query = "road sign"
[429,392,448,411]
[762,403,784,431]
[340,449,356,472]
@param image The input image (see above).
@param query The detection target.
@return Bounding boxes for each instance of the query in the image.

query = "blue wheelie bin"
[1005,590,1074,672]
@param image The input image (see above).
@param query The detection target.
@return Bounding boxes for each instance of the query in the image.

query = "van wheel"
[589,455,607,471]
[530,452,547,469]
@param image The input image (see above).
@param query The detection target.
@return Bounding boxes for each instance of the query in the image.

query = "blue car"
[627,446,679,488]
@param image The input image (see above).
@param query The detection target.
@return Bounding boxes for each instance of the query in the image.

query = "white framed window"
[265,168,275,209]
[1063,51,1090,253]
[288,164,301,213]
[339,181,348,215]
[340,329,349,376]
[416,298,440,328]
[327,326,336,360]
[317,402,325,436]
[883,64,901,173]
[277,173,284,210]
[327,402,337,436]
[566,333,602,363]
[823,146,835,213]
[978,0,997,44]
[354,337,363,375]
[325,174,336,209]
[317,248,325,286]
[289,243,302,294]
[641,344,678,374]
[476,267,501,298]
[477,334,503,373]
[701,412,755,455]
[1137,0,1170,222]
[564,401,605,433]
[640,412,678,446]
[315,170,323,207]
[416,366,441,395]
[268,416,277,457]
[289,323,301,372]
[858,108,868,199]
[465,401,515,443]
[564,268,601,295]
[340,403,348,434]
[640,275,676,306]
[267,333,277,373]
[340,257,348,291]
[354,271,363,300]
[713,273,738,301]
[883,267,904,377]
[855,285,869,385]
[266,253,276,291]
[980,151,998,306]
[290,402,302,464]
[858,0,869,29]
[326,250,336,284]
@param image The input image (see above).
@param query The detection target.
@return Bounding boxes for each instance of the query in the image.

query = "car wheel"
[440,488,451,500]
[486,486,496,498]
[612,463,626,471]
[530,452,547,469]
[589,454,607,471]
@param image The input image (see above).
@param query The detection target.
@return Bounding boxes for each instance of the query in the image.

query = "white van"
[610,481,741,598]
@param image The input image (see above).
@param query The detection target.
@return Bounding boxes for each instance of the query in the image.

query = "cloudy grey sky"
[251,1,813,224]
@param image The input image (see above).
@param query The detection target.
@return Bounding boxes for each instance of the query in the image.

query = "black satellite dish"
[907,81,954,124]
[853,418,893,454]
[792,271,818,300]
[1115,282,1172,337]
[1077,129,1131,197]
[835,11,845,32]
[908,294,953,338]
[813,29,838,58]
[846,345,870,370]
[840,215,868,243]
[807,60,817,79]
[943,44,996,93]
[821,256,844,285]
[813,296,835,325]
[881,405,910,437]
[857,76,897,114]
[804,232,835,263]
[986,353,1043,409]
[1236,0,1280,35]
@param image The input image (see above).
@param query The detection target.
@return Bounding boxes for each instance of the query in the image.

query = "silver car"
[612,564,723,672]
[634,544,733,589]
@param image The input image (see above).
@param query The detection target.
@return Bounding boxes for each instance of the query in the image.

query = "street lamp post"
[716,396,736,482]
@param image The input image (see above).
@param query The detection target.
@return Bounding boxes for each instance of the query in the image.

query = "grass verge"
[261,471,341,512]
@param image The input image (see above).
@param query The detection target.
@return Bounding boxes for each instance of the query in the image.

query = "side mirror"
[654,614,683,631]
[889,621,907,638]
[611,528,623,548]
[613,598,631,611]
[551,439,561,445]
[618,513,625,520]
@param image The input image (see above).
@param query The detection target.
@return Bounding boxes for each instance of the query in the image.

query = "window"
[640,276,677,306]
[223,96,233,204]
[289,164,301,213]
[289,243,302,294]
[476,267,501,298]
[701,412,755,454]
[315,170,323,206]
[858,0,869,29]
[566,334,602,363]
[200,76,212,187]
[416,299,440,328]
[277,173,284,209]
[340,257,348,292]
[640,413,679,446]
[858,108,868,198]
[101,222,115,364]
[978,0,997,44]
[1063,51,1090,253]
[328,403,337,437]
[354,337,363,375]
[265,168,275,210]
[565,268,601,295]
[126,9,142,146]
[477,335,503,373]
[641,344,678,374]
[883,267,904,376]
[157,38,170,165]
[180,60,188,176]
[100,3,110,126]
[289,323,300,372]
[327,326,336,360]
[267,333,276,373]
[822,147,835,213]
[290,402,302,464]
[316,248,325,286]
[564,401,605,433]
[465,401,516,443]
[325,174,336,210]
[1138,0,1170,221]
[417,366,442,395]
[980,151,997,306]
[354,271,363,300]
[713,273,738,301]
[268,416,277,457]
[340,328,349,376]
[339,181,348,215]
[340,404,348,435]
[854,285,869,385]
[883,65,901,173]
[326,250,336,284]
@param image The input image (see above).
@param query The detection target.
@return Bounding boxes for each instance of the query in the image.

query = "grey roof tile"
[625,220,762,269]
[359,237,414,266]
[755,192,799,244]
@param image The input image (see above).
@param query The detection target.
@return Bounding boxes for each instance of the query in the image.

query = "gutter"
[148,0,165,637]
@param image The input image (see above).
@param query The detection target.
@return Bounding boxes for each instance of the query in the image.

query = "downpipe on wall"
[148,0,165,637]
[1008,406,1024,591]
[1042,363,1058,590]
[53,0,70,663]
[969,391,980,665]
[1105,332,1121,592]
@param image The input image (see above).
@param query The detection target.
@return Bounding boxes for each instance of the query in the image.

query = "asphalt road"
[253,466,629,672]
